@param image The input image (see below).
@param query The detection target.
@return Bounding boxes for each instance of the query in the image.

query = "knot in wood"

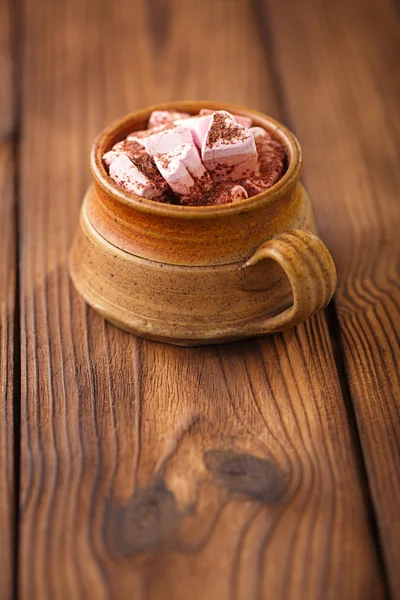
[204,449,286,502]
[107,477,181,555]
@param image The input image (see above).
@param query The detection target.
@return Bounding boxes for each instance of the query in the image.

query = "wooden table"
[1,0,399,598]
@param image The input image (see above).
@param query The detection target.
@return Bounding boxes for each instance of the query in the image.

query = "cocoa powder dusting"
[210,183,238,206]
[113,139,144,155]
[256,137,287,176]
[179,184,206,207]
[237,136,287,195]
[206,112,247,147]
[181,181,234,206]
[155,147,179,170]
[131,153,164,184]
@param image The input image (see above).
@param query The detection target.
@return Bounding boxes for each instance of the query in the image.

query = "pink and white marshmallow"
[154,143,211,205]
[201,111,259,181]
[109,154,165,199]
[126,124,175,147]
[147,110,191,128]
[249,126,271,142]
[102,140,145,167]
[174,115,212,149]
[199,108,252,129]
[144,125,195,157]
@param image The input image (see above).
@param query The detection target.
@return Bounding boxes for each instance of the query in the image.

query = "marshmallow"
[211,183,248,205]
[102,139,145,167]
[202,111,259,181]
[250,126,270,142]
[144,125,195,157]
[199,108,252,128]
[127,124,176,147]
[109,154,167,199]
[154,143,211,205]
[234,115,252,128]
[174,115,212,148]
[148,110,191,128]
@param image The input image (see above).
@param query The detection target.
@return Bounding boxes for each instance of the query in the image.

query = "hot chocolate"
[102,108,287,206]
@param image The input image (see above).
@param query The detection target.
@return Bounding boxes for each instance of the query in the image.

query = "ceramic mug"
[69,101,337,346]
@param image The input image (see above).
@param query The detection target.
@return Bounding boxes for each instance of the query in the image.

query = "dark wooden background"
[1,0,399,598]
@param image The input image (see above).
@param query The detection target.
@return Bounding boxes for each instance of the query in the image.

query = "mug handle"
[242,229,337,333]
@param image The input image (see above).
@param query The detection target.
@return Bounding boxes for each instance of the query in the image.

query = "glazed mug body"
[69,101,337,345]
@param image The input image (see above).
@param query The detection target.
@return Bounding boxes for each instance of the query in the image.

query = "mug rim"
[92,100,302,219]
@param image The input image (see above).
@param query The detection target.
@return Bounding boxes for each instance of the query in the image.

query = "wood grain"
[0,0,16,597]
[18,0,385,598]
[261,0,400,595]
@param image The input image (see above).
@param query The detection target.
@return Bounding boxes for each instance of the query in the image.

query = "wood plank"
[19,0,385,598]
[261,0,400,595]
[0,0,16,598]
